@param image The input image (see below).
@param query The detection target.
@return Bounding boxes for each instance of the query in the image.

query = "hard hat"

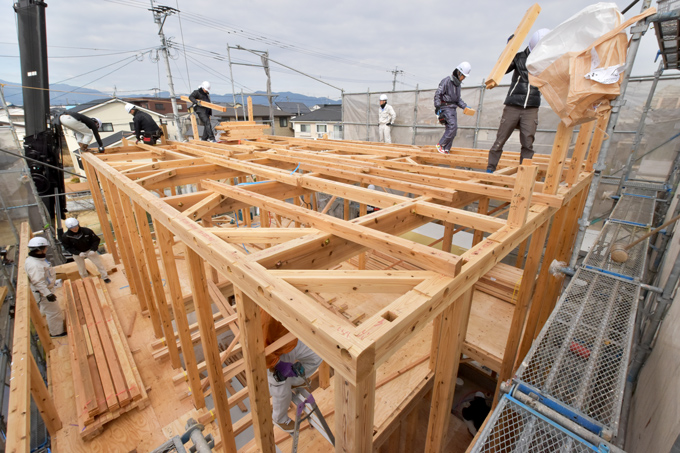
[379,94,388,101]
[456,62,472,77]
[65,218,79,229]
[367,184,376,190]
[529,28,551,52]
[200,81,211,92]
[124,103,136,113]
[93,117,102,129]
[27,237,50,248]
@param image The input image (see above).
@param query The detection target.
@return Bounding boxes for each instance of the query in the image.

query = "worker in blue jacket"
[434,62,476,154]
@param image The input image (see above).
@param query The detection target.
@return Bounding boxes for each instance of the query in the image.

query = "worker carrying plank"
[378,94,397,143]
[58,112,105,153]
[62,218,111,284]
[434,62,476,154]
[189,81,216,142]
[262,309,322,434]
[124,103,163,145]
[486,28,550,173]
[25,236,66,337]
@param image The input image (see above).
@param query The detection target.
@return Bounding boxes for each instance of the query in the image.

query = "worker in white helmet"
[58,111,105,153]
[486,28,551,173]
[125,103,163,145]
[378,94,397,144]
[25,236,66,337]
[189,81,216,142]
[433,61,476,154]
[62,218,111,283]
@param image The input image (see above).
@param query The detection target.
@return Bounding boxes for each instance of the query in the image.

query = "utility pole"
[261,51,275,135]
[391,67,404,92]
[226,43,239,120]
[149,2,182,140]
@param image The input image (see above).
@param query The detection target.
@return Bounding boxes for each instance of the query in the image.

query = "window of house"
[300,124,310,133]
[279,117,288,127]
[317,124,327,133]
[101,122,114,132]
[335,125,343,132]
[178,104,183,110]
[155,103,165,110]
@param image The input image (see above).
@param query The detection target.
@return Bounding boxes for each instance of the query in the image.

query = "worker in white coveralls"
[378,94,397,143]
[262,308,322,433]
[58,112,105,153]
[25,237,66,337]
[61,218,111,284]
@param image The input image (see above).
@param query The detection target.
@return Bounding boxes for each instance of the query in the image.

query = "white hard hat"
[27,237,50,248]
[65,218,79,229]
[124,103,136,114]
[529,28,551,52]
[200,81,211,92]
[93,117,102,129]
[379,94,388,101]
[367,184,376,190]
[456,62,472,77]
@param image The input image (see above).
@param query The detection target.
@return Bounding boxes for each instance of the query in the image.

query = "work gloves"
[46,294,57,302]
[274,361,298,379]
[386,123,392,126]
[79,252,89,258]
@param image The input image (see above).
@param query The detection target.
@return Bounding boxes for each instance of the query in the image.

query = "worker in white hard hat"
[125,103,163,145]
[434,62,476,154]
[58,111,105,153]
[61,218,111,284]
[487,28,551,173]
[378,94,397,144]
[25,236,66,337]
[189,81,216,142]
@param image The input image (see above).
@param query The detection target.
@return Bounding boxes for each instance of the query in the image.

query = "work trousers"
[487,105,539,172]
[267,341,323,424]
[197,111,215,141]
[34,292,65,336]
[437,108,459,151]
[72,250,109,279]
[60,114,94,145]
[379,124,392,143]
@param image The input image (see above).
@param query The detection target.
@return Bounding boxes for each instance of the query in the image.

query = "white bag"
[527,3,623,75]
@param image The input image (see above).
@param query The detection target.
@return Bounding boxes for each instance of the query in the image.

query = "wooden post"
[442,222,454,254]
[28,291,53,351]
[358,192,368,270]
[543,123,574,194]
[29,353,62,435]
[186,248,238,453]
[133,204,182,368]
[82,159,120,264]
[566,120,595,186]
[473,198,490,246]
[155,223,205,409]
[319,361,331,389]
[585,110,611,172]
[247,96,254,122]
[234,290,275,453]
[425,288,474,453]
[507,163,537,229]
[202,217,220,283]
[190,111,199,141]
[335,370,376,453]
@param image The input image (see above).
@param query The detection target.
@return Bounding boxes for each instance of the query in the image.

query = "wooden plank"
[82,159,120,264]
[473,198,490,246]
[425,288,473,452]
[28,348,62,435]
[485,3,541,89]
[133,203,182,368]
[585,110,611,172]
[566,120,595,186]
[180,95,227,112]
[157,222,206,408]
[186,248,238,453]
[507,163,538,228]
[28,291,53,351]
[191,113,199,142]
[234,290,276,453]
[335,370,376,453]
[543,122,574,195]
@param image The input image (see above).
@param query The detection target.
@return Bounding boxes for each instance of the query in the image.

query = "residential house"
[275,101,311,117]
[291,104,342,139]
[183,103,294,139]
[0,105,26,143]
[125,97,189,116]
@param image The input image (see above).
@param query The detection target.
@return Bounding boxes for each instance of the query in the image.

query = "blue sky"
[0,0,664,100]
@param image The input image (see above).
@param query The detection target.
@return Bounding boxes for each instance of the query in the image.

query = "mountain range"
[0,80,340,107]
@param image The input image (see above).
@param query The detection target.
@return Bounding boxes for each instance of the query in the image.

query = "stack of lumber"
[215,121,268,140]
[63,277,149,440]
[475,262,523,304]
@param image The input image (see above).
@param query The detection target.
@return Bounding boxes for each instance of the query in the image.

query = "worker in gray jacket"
[378,94,397,143]
[434,62,475,154]
[25,237,66,337]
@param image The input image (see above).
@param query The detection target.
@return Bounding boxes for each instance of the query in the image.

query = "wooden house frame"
[68,115,604,453]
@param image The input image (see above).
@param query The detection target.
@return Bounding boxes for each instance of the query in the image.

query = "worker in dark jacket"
[59,112,105,152]
[125,103,162,145]
[62,218,111,283]
[486,28,550,172]
[434,62,476,154]
[189,81,216,142]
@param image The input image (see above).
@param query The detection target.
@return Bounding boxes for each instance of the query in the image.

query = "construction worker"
[262,309,322,433]
[25,236,66,337]
[59,112,105,153]
[125,103,163,145]
[61,218,111,284]
[378,94,396,143]
[486,28,551,173]
[189,81,216,142]
[434,61,476,154]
